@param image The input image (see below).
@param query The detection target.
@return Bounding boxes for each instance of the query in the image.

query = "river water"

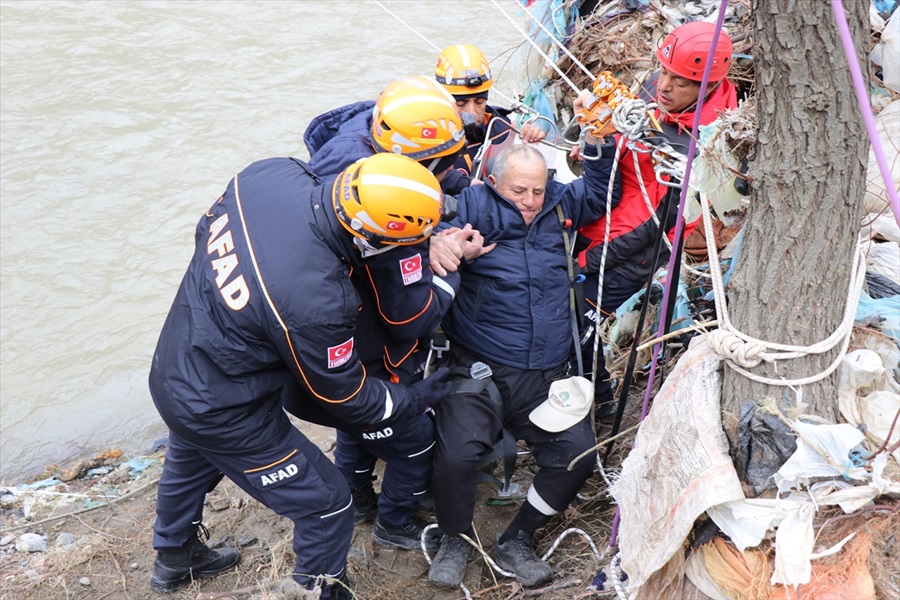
[0,0,538,482]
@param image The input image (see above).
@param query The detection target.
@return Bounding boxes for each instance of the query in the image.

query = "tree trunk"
[721,0,869,473]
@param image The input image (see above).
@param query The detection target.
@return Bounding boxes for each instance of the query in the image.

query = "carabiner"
[579,129,601,162]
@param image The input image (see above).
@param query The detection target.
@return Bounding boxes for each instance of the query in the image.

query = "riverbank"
[0,428,626,599]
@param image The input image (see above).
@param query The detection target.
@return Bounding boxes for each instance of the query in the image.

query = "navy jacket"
[304,101,455,382]
[303,101,376,177]
[149,157,458,452]
[441,142,620,370]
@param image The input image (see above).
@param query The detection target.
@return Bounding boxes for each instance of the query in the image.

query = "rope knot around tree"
[707,329,766,368]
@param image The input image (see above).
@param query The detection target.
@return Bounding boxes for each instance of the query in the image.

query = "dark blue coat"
[441,142,620,370]
[304,101,376,177]
[149,157,458,452]
[304,101,457,382]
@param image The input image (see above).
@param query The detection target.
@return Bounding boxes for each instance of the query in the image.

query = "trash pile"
[605,335,899,599]
[512,0,900,598]
[0,450,162,526]
[514,0,755,140]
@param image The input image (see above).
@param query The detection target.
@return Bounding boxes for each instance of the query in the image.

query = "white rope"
[508,0,595,81]
[489,0,581,94]
[609,552,628,599]
[584,99,682,387]
[371,0,543,119]
[615,98,676,253]
[602,95,862,388]
[590,136,629,386]
[540,527,602,561]
[699,180,867,386]
[370,0,440,51]
[611,98,650,135]
[420,523,602,589]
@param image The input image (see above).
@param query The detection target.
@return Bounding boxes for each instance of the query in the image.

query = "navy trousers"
[279,376,435,528]
[333,414,434,527]
[153,424,353,587]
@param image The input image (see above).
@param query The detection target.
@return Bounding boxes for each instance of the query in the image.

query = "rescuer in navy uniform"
[433,43,546,193]
[303,75,497,551]
[148,153,466,599]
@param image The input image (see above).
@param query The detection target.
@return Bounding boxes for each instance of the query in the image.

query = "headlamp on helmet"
[435,44,493,96]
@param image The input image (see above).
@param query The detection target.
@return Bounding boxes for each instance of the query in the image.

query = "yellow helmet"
[371,76,466,172]
[333,153,444,246]
[434,44,493,96]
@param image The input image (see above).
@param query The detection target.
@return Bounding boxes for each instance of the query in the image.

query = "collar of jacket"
[310,175,366,268]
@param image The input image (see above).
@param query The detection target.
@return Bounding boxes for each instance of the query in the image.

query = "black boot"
[373,515,441,551]
[150,525,241,593]
[319,575,354,600]
[350,481,378,524]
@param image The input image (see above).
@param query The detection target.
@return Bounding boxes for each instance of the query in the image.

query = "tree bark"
[721,0,868,462]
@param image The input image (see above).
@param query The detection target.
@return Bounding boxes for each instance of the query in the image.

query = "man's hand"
[429,224,495,276]
[573,88,594,112]
[518,122,547,144]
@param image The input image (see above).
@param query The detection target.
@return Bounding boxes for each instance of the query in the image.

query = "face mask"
[353,236,397,258]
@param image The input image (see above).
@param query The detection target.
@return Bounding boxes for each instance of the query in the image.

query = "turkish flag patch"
[421,127,437,139]
[399,253,423,285]
[327,337,354,369]
[386,220,407,231]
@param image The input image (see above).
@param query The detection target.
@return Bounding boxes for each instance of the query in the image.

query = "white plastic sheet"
[772,421,868,493]
[771,502,815,586]
[864,241,900,286]
[839,349,900,465]
[689,118,747,224]
[609,337,745,595]
[861,100,900,214]
[871,10,900,93]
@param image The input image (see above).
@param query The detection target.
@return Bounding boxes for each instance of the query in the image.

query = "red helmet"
[656,22,733,82]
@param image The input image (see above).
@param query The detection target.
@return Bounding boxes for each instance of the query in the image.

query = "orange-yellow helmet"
[333,153,444,246]
[434,44,493,96]
[371,76,466,172]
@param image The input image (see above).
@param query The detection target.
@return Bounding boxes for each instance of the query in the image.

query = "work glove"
[406,368,453,415]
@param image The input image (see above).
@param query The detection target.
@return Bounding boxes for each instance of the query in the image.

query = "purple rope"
[609,0,730,549]
[831,0,900,226]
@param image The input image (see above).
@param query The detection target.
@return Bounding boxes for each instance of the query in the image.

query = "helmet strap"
[353,236,397,258]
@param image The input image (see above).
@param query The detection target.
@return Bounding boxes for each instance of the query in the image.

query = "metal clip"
[579,129,601,161]
[423,334,451,378]
[469,361,492,380]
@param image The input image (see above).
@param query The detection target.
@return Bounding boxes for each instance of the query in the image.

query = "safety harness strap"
[448,373,517,493]
[556,204,584,377]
